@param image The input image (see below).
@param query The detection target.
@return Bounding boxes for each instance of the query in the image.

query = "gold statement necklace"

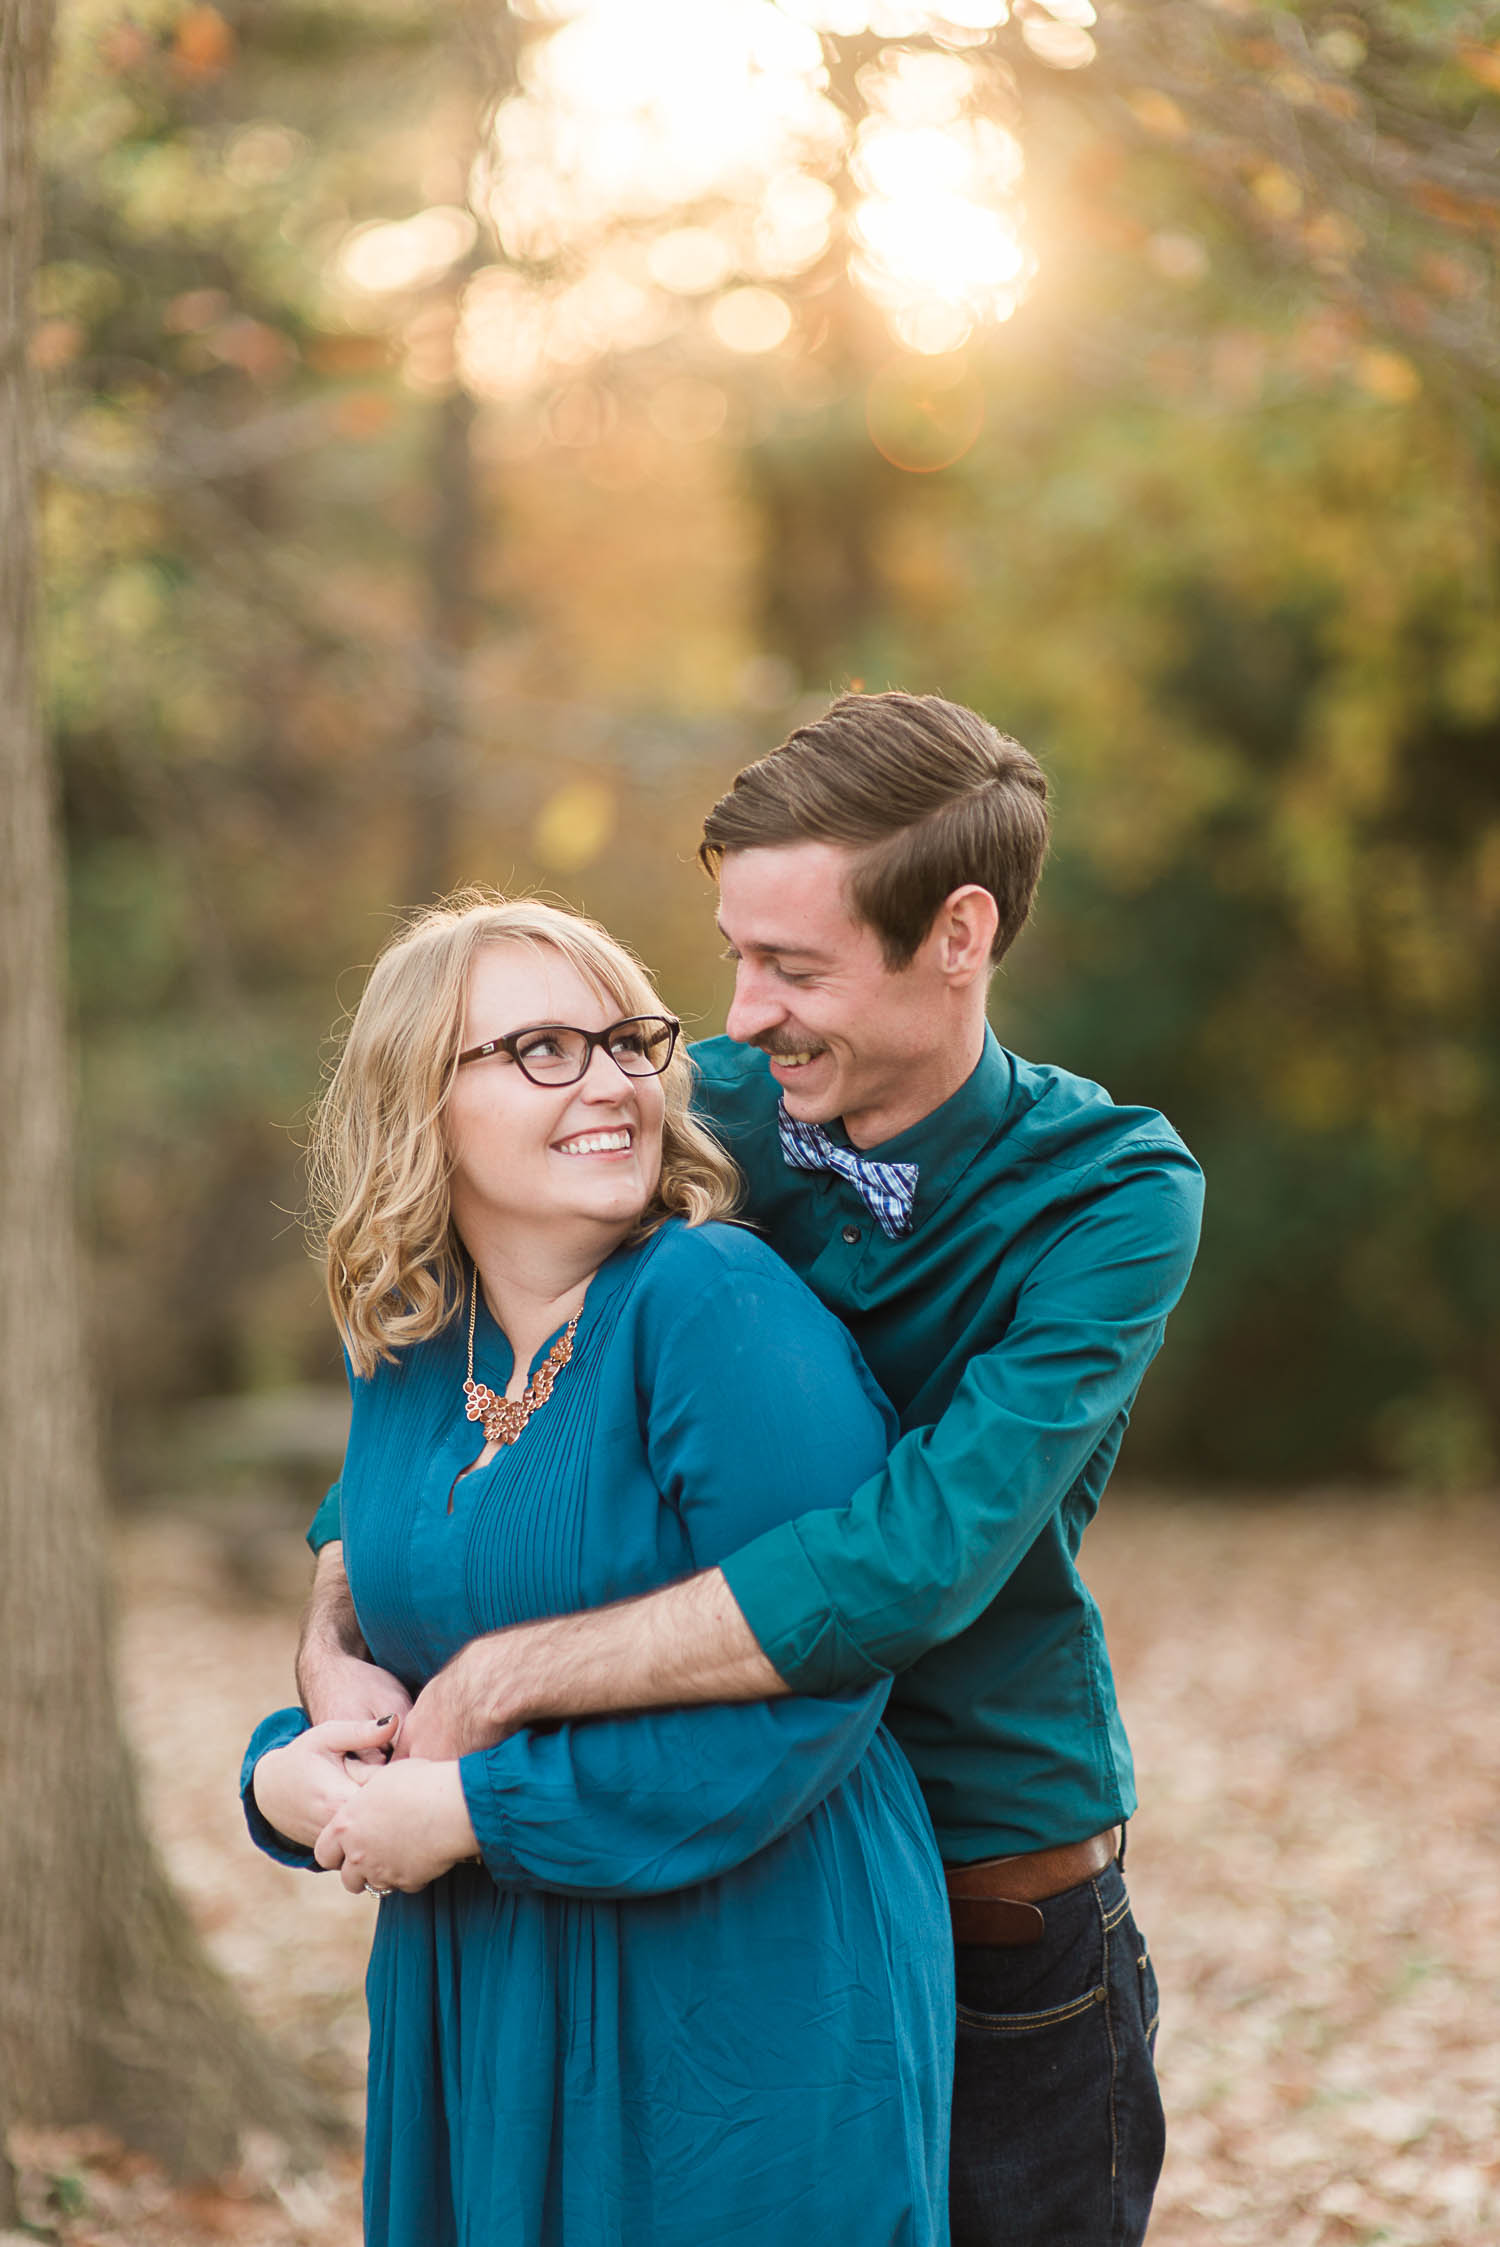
[462,1266,580,1447]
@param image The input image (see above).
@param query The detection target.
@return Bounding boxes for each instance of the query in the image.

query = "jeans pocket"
[953,1875,1110,2034]
[956,1979,1109,2036]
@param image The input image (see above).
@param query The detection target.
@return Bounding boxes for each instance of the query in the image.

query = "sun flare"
[329,0,1075,397]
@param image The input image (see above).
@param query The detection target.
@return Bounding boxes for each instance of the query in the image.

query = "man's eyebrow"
[714,920,833,963]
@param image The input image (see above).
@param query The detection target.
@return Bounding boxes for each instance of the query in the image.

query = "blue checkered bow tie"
[776,1106,919,1240]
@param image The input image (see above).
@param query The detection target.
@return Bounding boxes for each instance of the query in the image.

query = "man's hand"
[251,1714,396,1847]
[397,1634,523,1761]
[297,1542,413,1751]
[314,1758,479,1895]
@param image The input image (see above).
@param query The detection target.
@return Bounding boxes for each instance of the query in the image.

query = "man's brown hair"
[699,690,1048,969]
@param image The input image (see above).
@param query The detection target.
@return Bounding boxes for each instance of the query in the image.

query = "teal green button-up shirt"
[693,1029,1204,1863]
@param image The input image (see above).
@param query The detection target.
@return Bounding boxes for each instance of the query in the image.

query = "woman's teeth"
[556,1130,632,1155]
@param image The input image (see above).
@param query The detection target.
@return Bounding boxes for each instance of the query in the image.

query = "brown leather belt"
[945,1828,1120,1947]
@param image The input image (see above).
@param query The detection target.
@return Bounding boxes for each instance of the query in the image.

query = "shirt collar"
[833,1026,1015,1232]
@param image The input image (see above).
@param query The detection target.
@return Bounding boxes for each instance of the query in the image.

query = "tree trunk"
[0,0,332,2177]
[0,2090,16,2228]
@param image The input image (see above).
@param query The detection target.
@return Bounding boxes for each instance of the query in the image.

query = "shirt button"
[841,1223,861,1245]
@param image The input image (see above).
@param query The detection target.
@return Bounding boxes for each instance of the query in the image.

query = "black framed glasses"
[456,1013,680,1086]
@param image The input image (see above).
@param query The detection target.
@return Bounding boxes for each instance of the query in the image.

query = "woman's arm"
[451,1690,885,1898]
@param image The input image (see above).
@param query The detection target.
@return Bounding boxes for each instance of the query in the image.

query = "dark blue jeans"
[949,1856,1164,2247]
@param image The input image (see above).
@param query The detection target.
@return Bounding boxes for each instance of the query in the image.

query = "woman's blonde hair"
[307,889,740,1375]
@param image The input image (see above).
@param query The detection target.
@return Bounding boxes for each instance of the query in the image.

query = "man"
[301,691,1203,2245]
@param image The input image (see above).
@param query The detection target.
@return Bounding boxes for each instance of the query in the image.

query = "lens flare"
[866,350,985,471]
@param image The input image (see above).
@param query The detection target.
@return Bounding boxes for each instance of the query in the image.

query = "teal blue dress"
[242,1219,953,2247]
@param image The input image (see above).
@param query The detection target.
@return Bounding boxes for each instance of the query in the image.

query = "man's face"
[717,841,954,1148]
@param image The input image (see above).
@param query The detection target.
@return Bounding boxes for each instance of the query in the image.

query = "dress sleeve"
[239,1705,321,1870]
[720,1142,1205,1692]
[458,1250,898,1899]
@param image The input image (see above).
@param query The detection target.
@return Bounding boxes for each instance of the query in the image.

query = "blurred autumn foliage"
[37,0,1500,1492]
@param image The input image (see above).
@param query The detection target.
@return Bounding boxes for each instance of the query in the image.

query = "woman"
[243,893,952,2247]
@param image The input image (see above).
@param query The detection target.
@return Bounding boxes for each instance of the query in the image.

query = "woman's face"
[445,942,667,1245]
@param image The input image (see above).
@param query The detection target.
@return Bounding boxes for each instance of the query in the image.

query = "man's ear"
[932,885,999,984]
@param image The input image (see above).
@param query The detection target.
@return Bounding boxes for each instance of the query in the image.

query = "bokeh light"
[338,206,477,296]
[531,777,617,871]
[646,228,736,296]
[487,0,837,260]
[851,62,1033,354]
[710,287,794,354]
[433,0,1042,392]
[778,2,1011,29]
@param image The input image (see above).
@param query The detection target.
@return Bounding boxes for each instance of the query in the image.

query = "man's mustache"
[751,1034,828,1060]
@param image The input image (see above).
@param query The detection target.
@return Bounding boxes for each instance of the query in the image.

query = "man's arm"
[397,1559,780,1759]
[299,1508,780,1761]
[297,1541,413,1741]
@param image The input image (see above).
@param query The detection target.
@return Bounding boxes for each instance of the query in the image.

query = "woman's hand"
[314,1758,480,1895]
[251,1714,399,1848]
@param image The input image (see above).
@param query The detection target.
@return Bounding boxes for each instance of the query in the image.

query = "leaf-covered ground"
[9,1492,1497,2246]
